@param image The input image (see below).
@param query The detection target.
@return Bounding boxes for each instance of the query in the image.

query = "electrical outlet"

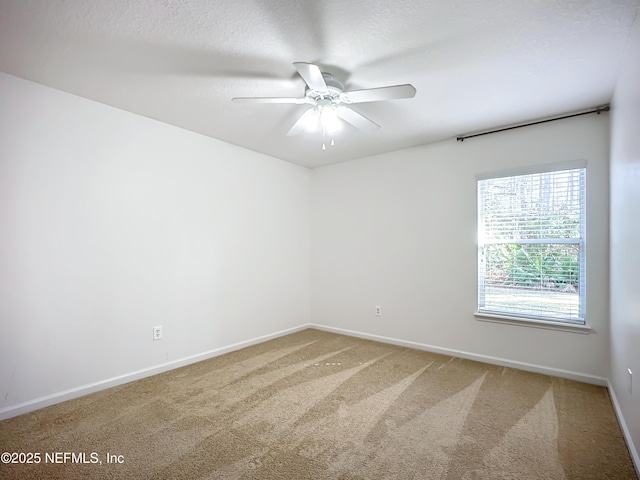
[375,306,382,316]
[628,368,633,395]
[153,326,163,341]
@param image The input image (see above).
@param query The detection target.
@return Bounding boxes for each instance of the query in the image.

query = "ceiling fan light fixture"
[301,109,320,132]
[320,106,341,134]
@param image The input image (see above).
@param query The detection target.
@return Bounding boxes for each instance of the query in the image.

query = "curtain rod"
[456,105,610,142]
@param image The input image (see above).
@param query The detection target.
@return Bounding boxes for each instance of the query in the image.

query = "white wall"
[311,113,610,379]
[610,13,640,467]
[0,67,622,427]
[0,73,310,415]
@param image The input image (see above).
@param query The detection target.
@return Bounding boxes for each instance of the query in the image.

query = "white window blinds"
[477,167,586,324]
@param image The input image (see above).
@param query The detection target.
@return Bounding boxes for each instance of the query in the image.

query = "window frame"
[474,161,589,333]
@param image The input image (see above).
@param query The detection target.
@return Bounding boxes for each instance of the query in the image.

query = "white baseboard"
[309,323,608,386]
[0,324,308,421]
[607,380,640,478]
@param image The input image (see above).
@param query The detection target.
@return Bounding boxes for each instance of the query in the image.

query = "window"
[477,164,586,326]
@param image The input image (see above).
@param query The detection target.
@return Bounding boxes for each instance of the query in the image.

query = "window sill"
[474,312,592,334]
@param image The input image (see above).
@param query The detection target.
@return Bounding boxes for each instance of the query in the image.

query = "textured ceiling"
[0,0,638,168]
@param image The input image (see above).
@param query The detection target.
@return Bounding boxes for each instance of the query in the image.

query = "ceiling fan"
[232,62,416,142]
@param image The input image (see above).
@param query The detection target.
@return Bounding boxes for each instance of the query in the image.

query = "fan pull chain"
[322,139,335,151]
[321,127,335,151]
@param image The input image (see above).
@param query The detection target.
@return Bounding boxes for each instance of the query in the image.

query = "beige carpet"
[0,328,636,479]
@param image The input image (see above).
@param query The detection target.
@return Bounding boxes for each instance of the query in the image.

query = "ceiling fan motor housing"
[305,73,344,105]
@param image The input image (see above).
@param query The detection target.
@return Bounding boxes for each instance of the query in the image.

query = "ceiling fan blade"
[335,107,380,133]
[293,62,328,92]
[286,109,318,136]
[341,84,416,104]
[232,96,309,104]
